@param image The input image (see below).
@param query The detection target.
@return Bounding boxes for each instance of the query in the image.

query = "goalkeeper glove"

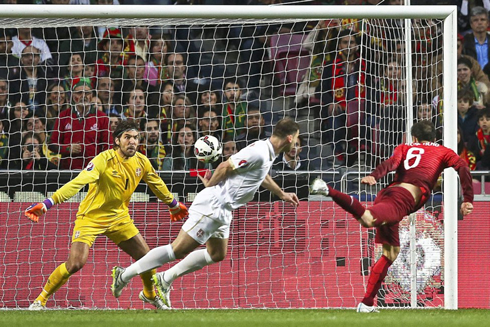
[25,199,54,222]
[168,200,188,222]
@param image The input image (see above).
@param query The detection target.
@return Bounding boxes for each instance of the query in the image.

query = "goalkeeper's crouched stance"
[25,121,188,310]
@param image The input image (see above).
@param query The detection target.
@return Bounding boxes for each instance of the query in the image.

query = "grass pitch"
[0,308,488,327]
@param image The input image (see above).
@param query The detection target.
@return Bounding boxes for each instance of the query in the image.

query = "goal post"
[0,4,458,309]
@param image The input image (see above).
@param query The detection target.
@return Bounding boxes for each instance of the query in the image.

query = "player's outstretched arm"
[460,202,473,216]
[198,160,233,188]
[261,174,299,207]
[25,199,54,222]
[361,176,377,185]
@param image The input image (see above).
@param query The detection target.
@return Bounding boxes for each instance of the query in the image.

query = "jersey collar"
[266,139,276,161]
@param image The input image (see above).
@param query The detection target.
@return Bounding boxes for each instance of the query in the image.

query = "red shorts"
[368,186,417,246]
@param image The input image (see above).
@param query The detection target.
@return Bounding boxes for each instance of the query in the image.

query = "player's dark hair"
[411,120,436,142]
[113,120,140,148]
[272,117,299,139]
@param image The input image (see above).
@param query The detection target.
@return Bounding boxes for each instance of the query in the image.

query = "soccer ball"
[194,135,222,163]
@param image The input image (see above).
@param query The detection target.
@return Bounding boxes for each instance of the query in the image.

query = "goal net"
[0,4,458,309]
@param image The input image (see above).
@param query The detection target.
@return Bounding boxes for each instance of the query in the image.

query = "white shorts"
[182,212,230,244]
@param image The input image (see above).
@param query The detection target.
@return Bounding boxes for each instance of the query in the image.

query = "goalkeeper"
[25,121,188,310]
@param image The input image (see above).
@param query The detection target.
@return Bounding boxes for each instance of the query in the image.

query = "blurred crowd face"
[224,82,241,103]
[457,63,472,84]
[72,85,93,111]
[14,102,29,119]
[93,96,104,112]
[201,91,218,106]
[385,60,401,81]
[285,138,302,160]
[177,126,195,151]
[161,83,174,105]
[49,85,66,106]
[246,109,264,135]
[145,120,160,145]
[130,27,149,41]
[109,116,120,132]
[167,53,185,80]
[127,57,146,80]
[97,77,114,103]
[457,97,471,115]
[26,116,45,133]
[0,34,11,54]
[104,39,123,57]
[338,34,358,58]
[222,140,237,160]
[417,103,432,121]
[172,97,191,119]
[127,89,145,115]
[151,38,168,62]
[23,136,41,159]
[479,115,490,133]
[21,45,41,68]
[79,26,93,38]
[199,110,219,133]
[69,53,84,77]
[470,13,489,34]
[0,80,7,105]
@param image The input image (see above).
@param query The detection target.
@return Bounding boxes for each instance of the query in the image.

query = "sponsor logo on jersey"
[135,167,142,177]
[65,123,72,130]
[90,123,98,131]
[86,162,94,171]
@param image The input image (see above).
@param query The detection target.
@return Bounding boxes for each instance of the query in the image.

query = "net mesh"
[0,8,449,309]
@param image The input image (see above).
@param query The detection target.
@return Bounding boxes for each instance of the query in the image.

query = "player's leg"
[30,242,90,309]
[358,224,400,313]
[116,233,162,306]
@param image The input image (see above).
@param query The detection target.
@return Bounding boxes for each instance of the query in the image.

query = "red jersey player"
[310,120,474,313]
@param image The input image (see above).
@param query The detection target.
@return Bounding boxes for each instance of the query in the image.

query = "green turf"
[0,309,489,327]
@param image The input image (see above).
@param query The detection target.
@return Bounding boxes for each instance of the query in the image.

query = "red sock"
[328,187,366,218]
[362,255,392,306]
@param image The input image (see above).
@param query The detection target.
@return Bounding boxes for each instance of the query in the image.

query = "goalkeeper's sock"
[164,249,215,284]
[36,262,72,306]
[140,269,157,300]
[328,187,366,219]
[362,255,392,306]
[122,244,176,282]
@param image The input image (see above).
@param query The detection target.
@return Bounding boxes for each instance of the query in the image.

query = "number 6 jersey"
[369,142,474,207]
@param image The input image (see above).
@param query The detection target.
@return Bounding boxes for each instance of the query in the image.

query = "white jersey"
[189,139,276,223]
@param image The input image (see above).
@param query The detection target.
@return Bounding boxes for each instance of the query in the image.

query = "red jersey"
[370,142,474,207]
[50,107,113,170]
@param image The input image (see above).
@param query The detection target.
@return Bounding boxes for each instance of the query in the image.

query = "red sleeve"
[100,116,112,151]
[447,151,474,203]
[49,114,71,156]
[370,145,404,180]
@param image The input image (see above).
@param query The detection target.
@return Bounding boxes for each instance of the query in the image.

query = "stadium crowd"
[0,0,489,173]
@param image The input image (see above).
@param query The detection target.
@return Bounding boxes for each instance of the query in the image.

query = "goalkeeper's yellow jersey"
[51,148,174,224]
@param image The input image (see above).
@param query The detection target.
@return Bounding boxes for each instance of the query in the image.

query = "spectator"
[17,133,57,170]
[458,125,477,171]
[24,112,60,167]
[95,27,127,85]
[221,79,247,142]
[197,87,221,116]
[317,29,367,165]
[108,113,121,132]
[49,77,112,170]
[468,107,490,162]
[45,83,68,132]
[121,86,147,122]
[236,107,269,151]
[272,134,307,171]
[139,118,166,171]
[0,78,10,119]
[0,28,20,80]
[166,94,195,137]
[462,6,490,77]
[145,33,171,86]
[197,108,221,141]
[125,26,151,62]
[10,45,50,112]
[167,52,196,95]
[122,54,158,110]
[162,125,208,171]
[0,117,7,169]
[222,140,237,161]
[61,52,85,91]
[159,81,175,119]
[458,88,480,144]
[11,28,52,64]
[95,76,122,116]
[458,57,490,108]
[58,26,98,69]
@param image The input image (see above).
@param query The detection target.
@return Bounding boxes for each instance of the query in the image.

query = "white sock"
[163,249,214,284]
[121,244,176,282]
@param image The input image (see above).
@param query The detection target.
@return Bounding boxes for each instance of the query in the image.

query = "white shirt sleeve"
[229,142,264,173]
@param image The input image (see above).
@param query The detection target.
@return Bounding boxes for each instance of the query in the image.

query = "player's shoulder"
[95,148,117,162]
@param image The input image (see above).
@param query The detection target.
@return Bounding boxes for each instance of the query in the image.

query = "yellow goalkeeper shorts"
[72,216,140,247]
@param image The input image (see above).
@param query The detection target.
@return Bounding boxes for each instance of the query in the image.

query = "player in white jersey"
[111,117,300,307]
